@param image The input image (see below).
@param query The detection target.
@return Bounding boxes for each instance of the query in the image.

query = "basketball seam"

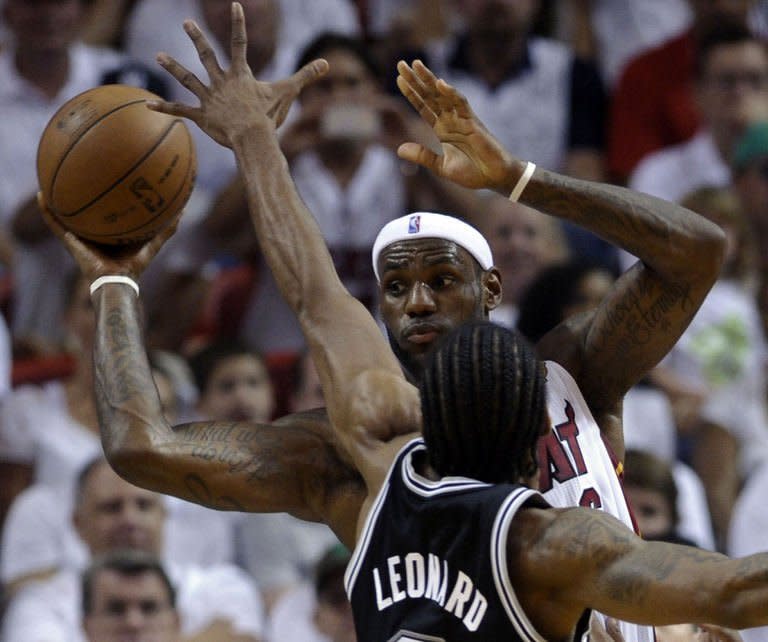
[55,114,180,218]
[46,98,150,201]
[79,123,195,240]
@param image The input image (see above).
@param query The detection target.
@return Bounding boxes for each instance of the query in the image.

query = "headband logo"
[408,215,421,234]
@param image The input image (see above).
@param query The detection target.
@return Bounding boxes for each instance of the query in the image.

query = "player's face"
[75,463,166,557]
[83,570,180,642]
[197,354,274,422]
[377,239,493,368]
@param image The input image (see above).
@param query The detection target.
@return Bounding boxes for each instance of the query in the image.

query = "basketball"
[37,84,196,245]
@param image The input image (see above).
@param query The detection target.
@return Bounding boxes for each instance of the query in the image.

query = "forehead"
[378,238,478,274]
[209,354,267,379]
[84,464,156,502]
[92,570,168,602]
[704,40,768,72]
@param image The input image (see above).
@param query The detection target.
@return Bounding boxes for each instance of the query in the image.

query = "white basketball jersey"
[542,361,655,642]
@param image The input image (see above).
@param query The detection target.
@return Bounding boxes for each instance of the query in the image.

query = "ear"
[482,267,502,312]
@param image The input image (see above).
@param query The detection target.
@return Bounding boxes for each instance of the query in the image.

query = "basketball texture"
[37,84,196,245]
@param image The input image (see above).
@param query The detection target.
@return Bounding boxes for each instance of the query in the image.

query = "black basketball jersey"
[345,438,553,642]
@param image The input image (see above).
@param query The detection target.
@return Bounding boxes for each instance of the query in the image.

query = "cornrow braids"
[419,321,546,484]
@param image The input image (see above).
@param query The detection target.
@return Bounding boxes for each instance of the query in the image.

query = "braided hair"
[419,321,546,483]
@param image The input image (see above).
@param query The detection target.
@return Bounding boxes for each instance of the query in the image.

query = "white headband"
[372,212,494,281]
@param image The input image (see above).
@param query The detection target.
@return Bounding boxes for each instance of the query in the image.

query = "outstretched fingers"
[411,60,471,118]
[396,62,437,127]
[229,2,248,72]
[183,19,223,80]
[156,52,207,98]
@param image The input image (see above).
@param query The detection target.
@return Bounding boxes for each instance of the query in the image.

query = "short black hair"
[296,32,381,81]
[516,260,614,344]
[624,449,680,527]
[419,321,546,483]
[82,549,176,616]
[695,18,766,79]
[187,339,263,395]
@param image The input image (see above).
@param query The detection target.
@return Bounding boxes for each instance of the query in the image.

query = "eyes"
[384,274,457,297]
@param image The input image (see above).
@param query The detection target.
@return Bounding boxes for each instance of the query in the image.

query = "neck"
[15,47,70,98]
[467,34,526,89]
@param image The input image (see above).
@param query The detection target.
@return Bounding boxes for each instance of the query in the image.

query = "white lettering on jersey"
[372,552,488,631]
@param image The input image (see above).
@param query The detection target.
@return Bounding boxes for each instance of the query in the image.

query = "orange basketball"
[37,84,196,245]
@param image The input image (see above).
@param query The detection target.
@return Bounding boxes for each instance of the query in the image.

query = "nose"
[405,282,437,317]
[122,605,145,630]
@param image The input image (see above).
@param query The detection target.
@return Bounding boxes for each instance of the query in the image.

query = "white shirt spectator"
[438,38,573,173]
[629,130,730,204]
[587,0,691,86]
[1,562,264,642]
[1,482,236,585]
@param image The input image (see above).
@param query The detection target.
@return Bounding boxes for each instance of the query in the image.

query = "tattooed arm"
[40,210,366,551]
[395,60,726,460]
[511,507,768,639]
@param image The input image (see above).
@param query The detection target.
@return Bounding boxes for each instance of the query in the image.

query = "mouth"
[404,323,442,345]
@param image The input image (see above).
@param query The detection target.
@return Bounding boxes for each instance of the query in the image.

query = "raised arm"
[518,507,768,637]
[149,4,420,493]
[41,204,367,547]
[395,60,726,459]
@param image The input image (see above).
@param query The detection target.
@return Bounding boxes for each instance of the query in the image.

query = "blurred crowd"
[2,0,768,641]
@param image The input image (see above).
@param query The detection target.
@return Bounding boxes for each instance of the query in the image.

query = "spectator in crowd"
[608,0,754,184]
[629,19,768,203]
[649,186,768,549]
[623,449,697,546]
[186,339,275,424]
[431,0,608,181]
[1,352,235,594]
[467,192,569,329]
[81,550,182,642]
[1,456,265,641]
[267,543,355,642]
[0,0,167,347]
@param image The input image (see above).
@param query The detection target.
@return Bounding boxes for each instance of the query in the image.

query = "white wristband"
[508,161,536,202]
[90,275,140,297]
